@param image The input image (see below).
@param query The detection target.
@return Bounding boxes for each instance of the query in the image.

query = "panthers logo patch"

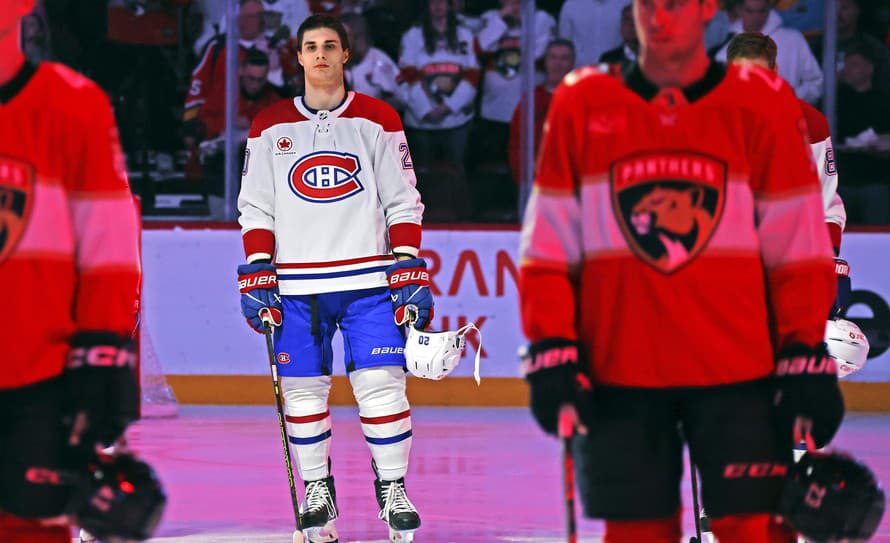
[0,157,35,265]
[288,151,364,203]
[611,152,727,274]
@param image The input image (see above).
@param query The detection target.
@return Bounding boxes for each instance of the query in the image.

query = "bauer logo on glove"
[385,258,434,330]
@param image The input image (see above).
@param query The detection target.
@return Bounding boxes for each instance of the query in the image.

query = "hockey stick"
[261,312,305,543]
[558,408,578,543]
[688,448,702,543]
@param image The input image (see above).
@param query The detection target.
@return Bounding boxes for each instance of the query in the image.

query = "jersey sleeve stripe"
[388,223,421,255]
[519,189,583,268]
[70,195,141,270]
[755,191,833,270]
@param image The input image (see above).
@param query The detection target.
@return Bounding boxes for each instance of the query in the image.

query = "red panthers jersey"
[0,62,141,389]
[519,62,835,388]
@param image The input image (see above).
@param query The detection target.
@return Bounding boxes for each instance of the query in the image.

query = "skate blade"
[388,528,416,543]
[304,523,339,543]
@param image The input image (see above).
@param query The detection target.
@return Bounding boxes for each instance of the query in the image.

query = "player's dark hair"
[420,0,460,56]
[726,32,778,69]
[243,48,270,67]
[297,14,351,52]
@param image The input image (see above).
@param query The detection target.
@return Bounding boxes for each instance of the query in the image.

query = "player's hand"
[521,338,594,437]
[832,258,850,318]
[237,263,282,333]
[386,258,434,330]
[772,344,844,449]
[64,332,139,453]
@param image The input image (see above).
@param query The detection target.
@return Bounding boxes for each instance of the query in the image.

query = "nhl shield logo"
[0,157,35,266]
[610,152,727,274]
[289,151,364,203]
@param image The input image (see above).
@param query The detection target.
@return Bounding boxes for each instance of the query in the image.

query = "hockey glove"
[832,258,851,318]
[521,338,594,437]
[773,343,845,449]
[64,332,139,453]
[237,263,282,333]
[386,258,434,330]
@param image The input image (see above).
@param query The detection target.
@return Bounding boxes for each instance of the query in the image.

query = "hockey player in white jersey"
[236,14,432,543]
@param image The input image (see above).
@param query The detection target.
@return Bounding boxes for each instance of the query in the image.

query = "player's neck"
[639,47,711,89]
[303,82,346,111]
[0,39,26,87]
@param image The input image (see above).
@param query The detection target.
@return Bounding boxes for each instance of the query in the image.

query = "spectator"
[705,0,741,52]
[508,38,575,184]
[194,48,282,216]
[809,0,890,96]
[184,0,273,126]
[835,42,890,224]
[21,12,51,63]
[558,0,628,67]
[340,12,399,103]
[714,0,824,103]
[598,4,638,66]
[397,0,479,219]
[475,0,555,161]
[453,0,485,35]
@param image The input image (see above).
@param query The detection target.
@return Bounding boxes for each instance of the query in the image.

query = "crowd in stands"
[22,0,890,224]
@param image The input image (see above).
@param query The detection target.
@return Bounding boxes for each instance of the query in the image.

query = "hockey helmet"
[67,452,167,542]
[779,450,885,543]
[404,323,482,383]
[824,319,870,379]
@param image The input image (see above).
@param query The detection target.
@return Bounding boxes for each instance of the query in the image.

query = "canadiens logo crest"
[0,157,35,266]
[610,152,727,274]
[277,352,291,364]
[288,151,364,203]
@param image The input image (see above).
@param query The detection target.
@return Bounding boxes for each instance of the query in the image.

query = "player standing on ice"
[518,0,842,541]
[0,1,163,542]
[236,14,431,543]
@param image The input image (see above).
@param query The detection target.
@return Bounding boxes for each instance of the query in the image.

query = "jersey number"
[399,143,413,170]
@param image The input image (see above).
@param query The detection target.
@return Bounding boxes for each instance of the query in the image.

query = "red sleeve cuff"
[827,222,842,256]
[389,223,421,255]
[243,228,275,261]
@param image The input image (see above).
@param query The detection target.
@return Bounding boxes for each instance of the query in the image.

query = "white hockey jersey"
[476,9,555,123]
[397,25,479,130]
[238,91,424,295]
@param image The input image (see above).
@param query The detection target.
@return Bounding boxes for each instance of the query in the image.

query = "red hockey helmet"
[779,450,884,542]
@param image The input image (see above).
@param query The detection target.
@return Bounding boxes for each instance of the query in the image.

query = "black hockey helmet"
[778,450,884,543]
[67,452,167,542]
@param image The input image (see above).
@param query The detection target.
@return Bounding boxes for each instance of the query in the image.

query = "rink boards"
[142,226,890,409]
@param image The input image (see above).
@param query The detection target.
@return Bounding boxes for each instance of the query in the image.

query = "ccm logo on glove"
[775,355,837,377]
[239,271,277,292]
[68,345,136,369]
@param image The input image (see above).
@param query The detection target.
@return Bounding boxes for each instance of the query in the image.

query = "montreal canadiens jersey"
[799,99,846,251]
[519,62,835,388]
[0,61,141,389]
[238,91,423,295]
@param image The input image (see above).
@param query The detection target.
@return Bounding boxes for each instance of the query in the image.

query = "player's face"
[740,0,770,32]
[0,0,35,43]
[634,0,715,60]
[298,27,350,88]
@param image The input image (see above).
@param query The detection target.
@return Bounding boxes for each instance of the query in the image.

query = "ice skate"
[79,528,97,542]
[373,463,420,542]
[300,475,338,543]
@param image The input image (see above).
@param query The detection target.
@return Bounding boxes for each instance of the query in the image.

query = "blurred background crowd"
[22,0,890,224]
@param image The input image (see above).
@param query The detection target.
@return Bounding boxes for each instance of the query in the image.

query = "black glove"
[520,338,594,436]
[773,343,845,449]
[65,332,139,452]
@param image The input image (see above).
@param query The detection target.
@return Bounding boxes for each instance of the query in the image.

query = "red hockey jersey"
[0,62,141,389]
[519,62,835,388]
